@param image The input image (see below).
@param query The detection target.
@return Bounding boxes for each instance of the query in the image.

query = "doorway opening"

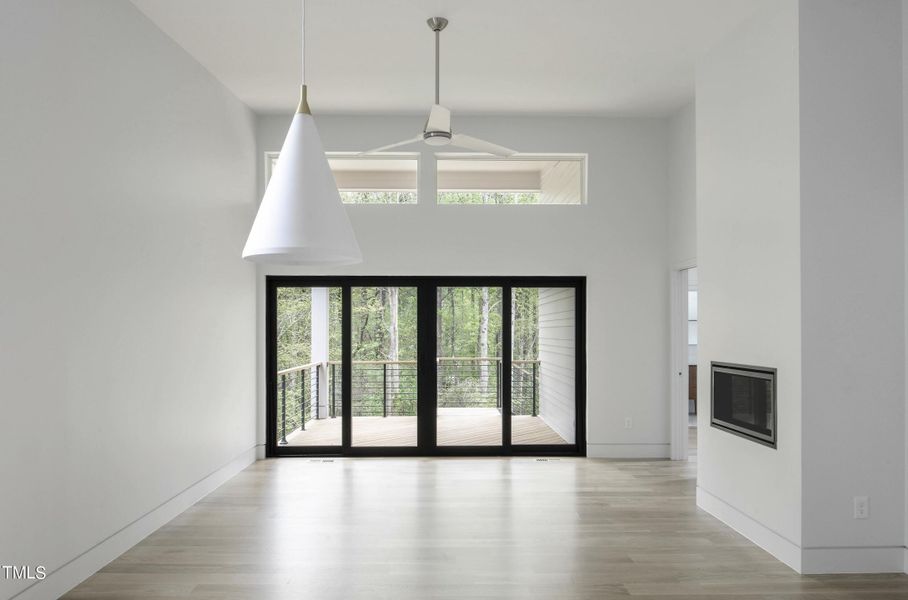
[670,264,697,460]
[686,268,698,459]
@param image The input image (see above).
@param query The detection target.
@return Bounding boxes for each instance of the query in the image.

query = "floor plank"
[64,458,908,600]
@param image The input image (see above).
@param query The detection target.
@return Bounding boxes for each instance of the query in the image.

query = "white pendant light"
[243,0,362,265]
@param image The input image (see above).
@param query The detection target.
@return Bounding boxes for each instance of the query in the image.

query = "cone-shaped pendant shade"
[243,111,362,265]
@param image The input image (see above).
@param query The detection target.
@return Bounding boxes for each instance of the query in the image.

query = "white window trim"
[265,151,420,204]
[434,152,588,205]
[263,151,589,205]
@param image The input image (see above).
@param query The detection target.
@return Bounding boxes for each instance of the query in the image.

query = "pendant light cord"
[301,0,306,85]
[296,0,310,114]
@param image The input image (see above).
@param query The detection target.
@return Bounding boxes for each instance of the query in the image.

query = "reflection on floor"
[66,458,908,599]
[688,412,698,458]
[284,408,569,447]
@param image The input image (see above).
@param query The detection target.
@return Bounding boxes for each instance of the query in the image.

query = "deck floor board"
[284,411,568,446]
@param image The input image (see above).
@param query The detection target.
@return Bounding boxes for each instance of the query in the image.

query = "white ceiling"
[130,0,763,116]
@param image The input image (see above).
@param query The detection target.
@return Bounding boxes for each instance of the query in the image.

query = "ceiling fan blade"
[359,135,424,155]
[449,134,517,157]
[425,104,451,133]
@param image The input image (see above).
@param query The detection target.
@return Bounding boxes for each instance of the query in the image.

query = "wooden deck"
[284,408,569,446]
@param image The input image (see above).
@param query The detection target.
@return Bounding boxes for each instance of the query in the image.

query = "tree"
[387,286,400,411]
[479,286,490,392]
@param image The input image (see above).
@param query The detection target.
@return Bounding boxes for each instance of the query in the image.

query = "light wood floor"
[285,409,568,446]
[65,458,908,599]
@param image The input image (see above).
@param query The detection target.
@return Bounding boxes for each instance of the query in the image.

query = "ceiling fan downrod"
[427,17,448,105]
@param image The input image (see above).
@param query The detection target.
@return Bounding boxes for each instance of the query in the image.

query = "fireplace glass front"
[711,362,776,447]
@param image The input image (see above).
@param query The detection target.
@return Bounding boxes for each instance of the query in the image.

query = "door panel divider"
[341,285,352,452]
[501,285,513,454]
[417,281,437,453]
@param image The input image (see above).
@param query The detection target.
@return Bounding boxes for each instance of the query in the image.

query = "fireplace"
[710,362,776,447]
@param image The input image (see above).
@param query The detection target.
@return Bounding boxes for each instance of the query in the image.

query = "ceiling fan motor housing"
[424,130,452,145]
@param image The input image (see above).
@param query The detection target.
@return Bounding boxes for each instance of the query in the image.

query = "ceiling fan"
[361,17,517,157]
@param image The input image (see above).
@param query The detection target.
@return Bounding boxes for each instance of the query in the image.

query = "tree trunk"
[388,287,400,412]
[512,290,518,359]
[437,288,443,353]
[450,289,456,357]
[480,286,490,394]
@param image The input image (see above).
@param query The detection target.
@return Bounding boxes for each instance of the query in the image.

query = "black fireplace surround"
[711,362,777,448]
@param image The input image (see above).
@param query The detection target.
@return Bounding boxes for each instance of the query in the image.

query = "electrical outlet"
[624,417,633,429]
[853,496,869,519]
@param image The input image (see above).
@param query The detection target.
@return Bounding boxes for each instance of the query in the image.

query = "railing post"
[383,362,388,418]
[532,361,538,417]
[331,363,336,418]
[300,370,306,431]
[496,359,502,411]
[315,365,320,420]
[279,374,287,445]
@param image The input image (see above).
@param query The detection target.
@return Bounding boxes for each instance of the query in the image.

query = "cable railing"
[348,360,418,417]
[276,362,319,445]
[436,357,502,409]
[276,358,541,442]
[512,361,540,417]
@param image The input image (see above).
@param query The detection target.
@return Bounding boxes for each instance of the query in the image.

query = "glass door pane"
[350,287,418,446]
[276,287,343,447]
[512,287,576,445]
[437,286,503,446]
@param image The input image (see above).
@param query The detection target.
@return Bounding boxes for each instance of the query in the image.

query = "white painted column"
[311,288,330,419]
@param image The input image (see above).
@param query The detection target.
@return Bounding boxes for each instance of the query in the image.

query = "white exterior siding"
[537,287,577,443]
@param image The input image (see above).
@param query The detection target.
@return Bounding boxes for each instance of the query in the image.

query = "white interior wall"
[695,0,804,571]
[904,0,908,571]
[668,103,697,267]
[697,0,907,575]
[255,113,672,458]
[799,0,905,573]
[537,287,577,442]
[0,2,258,598]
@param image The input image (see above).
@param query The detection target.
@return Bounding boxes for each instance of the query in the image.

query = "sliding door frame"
[265,275,586,458]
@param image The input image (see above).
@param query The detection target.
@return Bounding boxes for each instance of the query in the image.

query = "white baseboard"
[697,487,908,575]
[586,442,670,459]
[696,486,802,573]
[800,546,907,574]
[10,445,257,600]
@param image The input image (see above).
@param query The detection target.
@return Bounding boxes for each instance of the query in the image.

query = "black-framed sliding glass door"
[266,276,585,457]
[350,285,419,447]
[436,285,505,447]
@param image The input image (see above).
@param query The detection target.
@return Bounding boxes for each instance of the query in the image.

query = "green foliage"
[352,287,417,360]
[437,192,541,205]
[512,287,539,360]
[340,191,416,204]
[277,287,343,371]
[437,286,502,357]
[276,286,541,418]
[276,287,311,372]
